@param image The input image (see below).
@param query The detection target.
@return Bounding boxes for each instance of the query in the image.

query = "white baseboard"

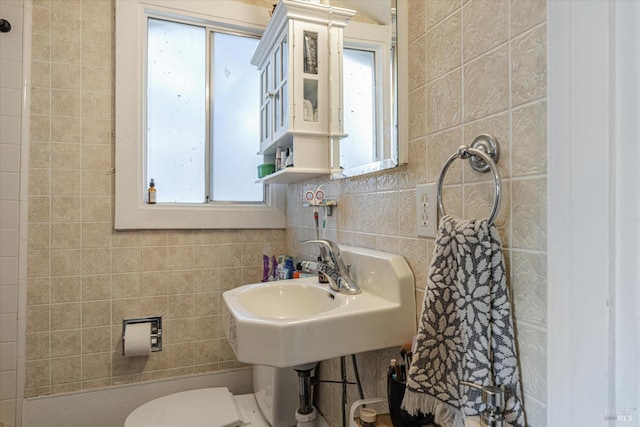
[22,368,253,427]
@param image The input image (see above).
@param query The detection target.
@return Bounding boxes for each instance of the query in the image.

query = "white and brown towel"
[402,216,525,427]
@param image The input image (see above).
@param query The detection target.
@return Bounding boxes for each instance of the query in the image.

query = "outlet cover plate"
[416,184,438,238]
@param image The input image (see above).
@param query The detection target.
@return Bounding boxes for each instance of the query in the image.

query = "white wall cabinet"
[252,0,355,184]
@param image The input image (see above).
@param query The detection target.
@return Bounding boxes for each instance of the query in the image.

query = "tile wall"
[1,0,27,426]
[18,0,547,427]
[24,0,286,399]
[286,1,548,426]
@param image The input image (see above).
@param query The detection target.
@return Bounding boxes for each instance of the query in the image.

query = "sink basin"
[223,245,416,368]
[236,282,339,319]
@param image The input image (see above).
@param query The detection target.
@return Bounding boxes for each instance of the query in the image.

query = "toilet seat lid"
[125,388,243,427]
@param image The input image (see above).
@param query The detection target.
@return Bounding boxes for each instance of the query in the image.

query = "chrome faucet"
[300,239,361,295]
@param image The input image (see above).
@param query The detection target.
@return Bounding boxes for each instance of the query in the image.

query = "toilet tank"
[253,365,299,427]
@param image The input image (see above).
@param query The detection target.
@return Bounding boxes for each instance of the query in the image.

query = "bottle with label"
[147,179,157,204]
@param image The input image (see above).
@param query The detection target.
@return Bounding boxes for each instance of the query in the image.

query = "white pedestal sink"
[223,245,416,368]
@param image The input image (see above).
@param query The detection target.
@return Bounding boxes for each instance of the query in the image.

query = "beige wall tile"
[50,249,81,276]
[426,126,462,183]
[512,250,546,327]
[51,169,80,195]
[32,34,51,62]
[426,0,460,28]
[51,116,81,143]
[82,92,112,119]
[140,247,167,272]
[512,101,547,176]
[28,223,50,250]
[512,178,547,250]
[427,69,461,132]
[82,14,113,44]
[51,222,81,249]
[30,142,51,168]
[462,0,508,62]
[218,245,242,268]
[51,275,81,303]
[32,7,51,35]
[82,170,111,196]
[26,332,51,360]
[51,36,81,64]
[111,298,140,325]
[82,144,112,170]
[31,115,51,141]
[82,197,111,222]
[194,245,219,269]
[82,352,111,380]
[111,248,140,273]
[510,0,546,37]
[140,272,167,296]
[27,278,51,305]
[140,296,168,319]
[426,12,460,82]
[398,137,427,189]
[168,294,194,319]
[50,4,81,40]
[512,24,547,106]
[167,246,194,270]
[51,330,81,357]
[81,118,112,145]
[51,302,81,330]
[82,222,111,248]
[82,274,111,301]
[82,301,111,327]
[82,248,111,275]
[26,360,50,388]
[193,340,217,365]
[31,61,51,88]
[463,45,509,121]
[407,0,426,41]
[28,249,50,278]
[51,62,81,90]
[112,273,140,299]
[82,326,111,354]
[83,0,112,17]
[167,342,194,368]
[30,87,51,115]
[52,196,81,222]
[51,89,81,116]
[408,86,427,139]
[27,305,50,333]
[29,168,50,195]
[82,40,113,68]
[167,270,193,294]
[83,66,112,93]
[408,35,426,91]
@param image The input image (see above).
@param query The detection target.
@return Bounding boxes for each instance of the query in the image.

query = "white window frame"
[115,0,285,230]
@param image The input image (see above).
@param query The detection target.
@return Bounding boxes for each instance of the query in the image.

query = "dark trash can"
[387,369,435,427]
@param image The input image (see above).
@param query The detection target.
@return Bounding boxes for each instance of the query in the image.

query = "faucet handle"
[460,381,505,427]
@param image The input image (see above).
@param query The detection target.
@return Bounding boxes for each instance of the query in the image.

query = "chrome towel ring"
[436,134,502,226]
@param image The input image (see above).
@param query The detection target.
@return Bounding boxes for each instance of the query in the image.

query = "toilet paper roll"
[124,322,152,357]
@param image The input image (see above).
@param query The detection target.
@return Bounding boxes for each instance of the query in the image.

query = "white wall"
[0,1,29,426]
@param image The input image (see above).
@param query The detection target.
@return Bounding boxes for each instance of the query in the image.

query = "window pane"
[211,32,262,202]
[341,48,376,170]
[147,18,206,203]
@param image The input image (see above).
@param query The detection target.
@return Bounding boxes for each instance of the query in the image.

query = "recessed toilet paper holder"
[122,316,162,355]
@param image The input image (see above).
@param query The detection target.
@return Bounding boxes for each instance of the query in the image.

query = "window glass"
[211,33,262,202]
[147,18,206,203]
[340,48,376,170]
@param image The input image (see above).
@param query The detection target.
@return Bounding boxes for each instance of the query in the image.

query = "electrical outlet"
[416,183,438,238]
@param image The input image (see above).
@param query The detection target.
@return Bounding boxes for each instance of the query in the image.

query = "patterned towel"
[402,216,525,427]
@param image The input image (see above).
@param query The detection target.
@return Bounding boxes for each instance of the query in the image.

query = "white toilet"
[125,365,300,427]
